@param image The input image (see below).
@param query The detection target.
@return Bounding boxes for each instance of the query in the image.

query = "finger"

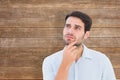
[67,41,77,49]
[69,46,77,52]
[64,46,76,56]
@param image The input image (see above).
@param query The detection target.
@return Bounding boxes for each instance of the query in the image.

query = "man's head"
[63,11,92,46]
[65,11,92,33]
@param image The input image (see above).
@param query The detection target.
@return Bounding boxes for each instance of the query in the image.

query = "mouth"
[65,34,75,41]
[63,34,76,45]
[65,35,74,40]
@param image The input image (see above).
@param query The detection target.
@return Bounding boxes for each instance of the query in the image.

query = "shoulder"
[89,49,107,58]
[87,48,113,69]
[83,45,108,60]
[88,48,111,63]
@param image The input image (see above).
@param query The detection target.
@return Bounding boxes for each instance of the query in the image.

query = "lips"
[65,34,74,39]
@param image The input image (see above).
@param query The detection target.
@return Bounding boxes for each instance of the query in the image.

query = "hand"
[63,41,78,65]
[55,41,79,80]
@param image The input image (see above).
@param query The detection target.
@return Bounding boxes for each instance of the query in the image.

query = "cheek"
[77,33,85,39]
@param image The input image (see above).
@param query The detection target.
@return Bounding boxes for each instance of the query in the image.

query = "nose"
[67,27,74,34]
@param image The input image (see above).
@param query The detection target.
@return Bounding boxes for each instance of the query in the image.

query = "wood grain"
[0,38,120,47]
[0,0,119,79]
[3,67,42,79]
[0,47,120,79]
[0,28,120,38]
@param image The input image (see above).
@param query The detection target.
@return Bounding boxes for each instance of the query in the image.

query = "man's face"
[63,16,89,46]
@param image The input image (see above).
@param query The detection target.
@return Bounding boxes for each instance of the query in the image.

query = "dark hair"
[65,11,92,33]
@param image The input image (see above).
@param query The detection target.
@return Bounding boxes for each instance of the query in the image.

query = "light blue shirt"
[42,45,116,80]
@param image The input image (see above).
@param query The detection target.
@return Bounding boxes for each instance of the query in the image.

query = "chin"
[63,38,74,45]
[64,41,72,45]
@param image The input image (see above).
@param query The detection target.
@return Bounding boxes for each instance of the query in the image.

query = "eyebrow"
[75,24,82,28]
[65,23,82,29]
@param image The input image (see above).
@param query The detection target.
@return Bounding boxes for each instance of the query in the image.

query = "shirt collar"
[81,44,93,60]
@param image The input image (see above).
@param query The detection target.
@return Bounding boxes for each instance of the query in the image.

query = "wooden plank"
[0,47,62,57]
[0,47,60,67]
[90,28,120,37]
[0,18,119,28]
[0,57,6,67]
[92,19,120,28]
[115,68,120,79]
[0,47,119,57]
[0,52,119,68]
[0,0,119,80]
[7,0,120,4]
[0,8,119,19]
[0,47,119,68]
[0,6,119,28]
[2,67,42,79]
[90,47,120,55]
[0,47,119,79]
[0,0,119,8]
[0,28,119,38]
[1,78,43,80]
[0,67,5,79]
[0,38,120,47]
[84,37,120,47]
[0,59,119,79]
[0,28,60,38]
[109,54,120,68]
[0,38,64,47]
[0,47,119,56]
[0,56,43,67]
[0,68,119,79]
[0,53,119,68]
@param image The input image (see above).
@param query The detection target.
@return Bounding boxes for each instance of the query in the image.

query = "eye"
[75,25,81,30]
[65,24,71,28]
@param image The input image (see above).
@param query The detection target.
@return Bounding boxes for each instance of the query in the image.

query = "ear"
[84,31,90,39]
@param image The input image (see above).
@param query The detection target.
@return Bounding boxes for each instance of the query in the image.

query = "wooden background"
[0,0,120,80]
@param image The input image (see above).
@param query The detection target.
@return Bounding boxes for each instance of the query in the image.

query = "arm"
[55,41,78,80]
[55,59,71,80]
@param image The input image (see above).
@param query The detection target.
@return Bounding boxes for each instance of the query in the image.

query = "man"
[42,11,116,80]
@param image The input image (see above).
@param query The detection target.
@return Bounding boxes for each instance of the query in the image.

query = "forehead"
[65,16,84,26]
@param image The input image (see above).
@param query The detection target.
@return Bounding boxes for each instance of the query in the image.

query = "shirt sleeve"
[42,57,55,80]
[102,56,116,80]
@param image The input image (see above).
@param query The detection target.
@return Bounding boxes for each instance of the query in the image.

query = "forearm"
[55,41,78,80]
[55,61,71,80]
